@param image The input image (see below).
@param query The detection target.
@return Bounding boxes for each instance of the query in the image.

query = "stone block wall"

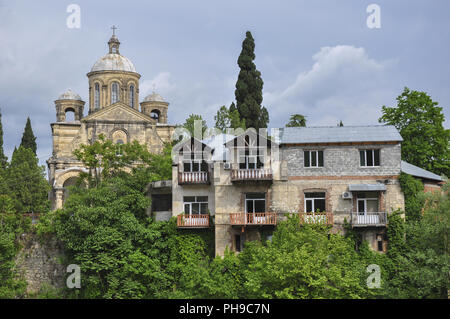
[283,143,401,177]
[15,234,66,296]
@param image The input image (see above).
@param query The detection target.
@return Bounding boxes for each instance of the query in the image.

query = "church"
[47,31,175,209]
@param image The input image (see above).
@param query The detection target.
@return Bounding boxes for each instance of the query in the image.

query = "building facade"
[150,125,407,255]
[47,33,174,209]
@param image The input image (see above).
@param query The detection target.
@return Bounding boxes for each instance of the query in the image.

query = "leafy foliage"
[286,114,307,127]
[239,216,370,299]
[20,117,37,155]
[4,146,50,214]
[379,87,450,177]
[234,31,269,130]
[0,111,7,169]
[399,172,425,221]
[214,104,246,132]
[182,114,208,138]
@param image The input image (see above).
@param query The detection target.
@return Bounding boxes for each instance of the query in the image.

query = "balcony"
[230,212,277,226]
[299,212,333,225]
[230,169,273,182]
[178,171,209,185]
[177,214,210,228]
[351,212,387,227]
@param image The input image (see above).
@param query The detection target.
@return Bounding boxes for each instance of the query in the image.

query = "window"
[129,85,135,107]
[183,152,207,172]
[111,82,119,104]
[151,194,172,212]
[356,192,379,215]
[94,83,100,109]
[245,193,266,213]
[115,139,124,156]
[239,149,264,169]
[235,234,242,252]
[360,149,380,167]
[377,234,384,252]
[183,196,208,215]
[304,192,326,213]
[151,109,160,122]
[304,150,324,167]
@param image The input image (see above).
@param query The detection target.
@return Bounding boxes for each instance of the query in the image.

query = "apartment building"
[149,125,409,256]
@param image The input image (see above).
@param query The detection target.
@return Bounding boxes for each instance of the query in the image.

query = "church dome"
[143,92,165,102]
[58,89,82,101]
[91,53,136,73]
[90,31,137,73]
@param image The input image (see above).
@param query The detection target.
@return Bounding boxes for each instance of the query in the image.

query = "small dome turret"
[140,91,169,124]
[58,89,82,101]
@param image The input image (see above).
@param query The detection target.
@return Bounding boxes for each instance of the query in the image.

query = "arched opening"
[65,108,76,122]
[63,176,79,205]
[111,82,119,104]
[150,109,160,122]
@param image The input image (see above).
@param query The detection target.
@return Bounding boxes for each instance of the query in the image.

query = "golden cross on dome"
[111,25,118,36]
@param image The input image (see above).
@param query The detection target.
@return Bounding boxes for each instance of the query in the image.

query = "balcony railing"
[177,214,210,228]
[178,171,209,185]
[229,212,277,226]
[230,169,273,181]
[299,212,333,225]
[351,212,387,227]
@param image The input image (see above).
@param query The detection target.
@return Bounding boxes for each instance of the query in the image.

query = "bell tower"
[54,89,85,122]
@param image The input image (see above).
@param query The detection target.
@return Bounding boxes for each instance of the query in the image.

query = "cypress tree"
[234,31,269,130]
[20,117,37,155]
[6,146,49,213]
[0,111,7,168]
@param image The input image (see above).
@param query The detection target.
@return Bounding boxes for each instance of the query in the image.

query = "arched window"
[150,109,160,122]
[65,108,75,122]
[116,139,124,156]
[94,83,100,109]
[111,82,119,104]
[129,85,135,107]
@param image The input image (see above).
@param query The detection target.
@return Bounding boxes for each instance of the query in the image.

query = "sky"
[0,0,449,167]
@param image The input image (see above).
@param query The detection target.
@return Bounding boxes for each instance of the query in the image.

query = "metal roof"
[280,125,403,144]
[58,89,82,101]
[349,184,387,192]
[91,53,136,73]
[401,161,443,182]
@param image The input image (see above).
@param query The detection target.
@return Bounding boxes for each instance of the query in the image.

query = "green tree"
[214,104,245,132]
[286,114,307,127]
[0,111,7,169]
[382,184,449,298]
[379,87,450,177]
[234,31,269,130]
[239,216,370,299]
[182,114,207,138]
[20,117,37,155]
[399,172,425,221]
[0,195,28,298]
[5,146,50,213]
[73,134,168,187]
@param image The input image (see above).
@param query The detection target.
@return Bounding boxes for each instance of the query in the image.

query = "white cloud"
[264,45,397,127]
[140,72,175,97]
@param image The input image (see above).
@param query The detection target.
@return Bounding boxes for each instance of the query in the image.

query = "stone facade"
[47,34,175,210]
[15,234,66,295]
[150,130,405,257]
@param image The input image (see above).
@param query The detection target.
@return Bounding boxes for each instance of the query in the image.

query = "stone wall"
[283,143,401,177]
[15,234,66,296]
